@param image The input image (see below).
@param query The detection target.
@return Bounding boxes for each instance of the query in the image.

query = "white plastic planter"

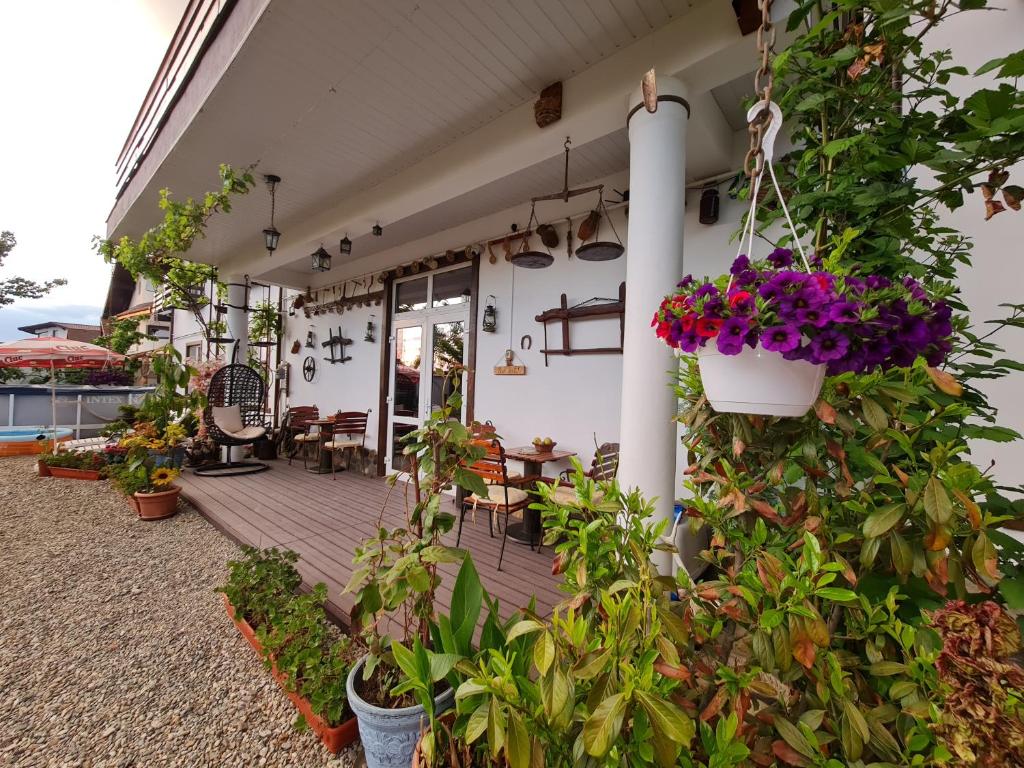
[697,344,825,417]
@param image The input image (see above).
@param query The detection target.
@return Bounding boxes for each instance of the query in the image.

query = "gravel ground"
[0,456,364,768]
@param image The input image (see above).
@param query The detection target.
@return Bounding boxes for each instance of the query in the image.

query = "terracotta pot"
[223,596,358,754]
[47,466,102,481]
[133,486,181,521]
[37,460,51,477]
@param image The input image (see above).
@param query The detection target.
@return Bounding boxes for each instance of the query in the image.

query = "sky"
[0,0,187,340]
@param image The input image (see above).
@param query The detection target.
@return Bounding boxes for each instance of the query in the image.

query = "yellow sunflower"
[150,467,179,487]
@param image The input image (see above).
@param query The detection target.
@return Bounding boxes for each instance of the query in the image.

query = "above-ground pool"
[0,427,73,456]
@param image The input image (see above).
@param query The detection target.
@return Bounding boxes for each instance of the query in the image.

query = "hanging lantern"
[699,186,720,225]
[482,295,497,333]
[340,234,352,255]
[372,222,383,237]
[365,314,376,343]
[305,330,315,348]
[311,245,332,272]
[263,175,282,255]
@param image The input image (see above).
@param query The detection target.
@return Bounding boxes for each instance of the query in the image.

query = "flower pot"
[47,466,102,481]
[37,460,51,477]
[697,344,825,417]
[133,486,181,521]
[223,596,359,754]
[347,655,455,768]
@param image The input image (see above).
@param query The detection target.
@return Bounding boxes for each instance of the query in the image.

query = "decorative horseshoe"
[302,356,316,382]
[520,334,532,350]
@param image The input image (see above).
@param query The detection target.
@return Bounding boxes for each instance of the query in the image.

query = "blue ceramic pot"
[346,656,454,768]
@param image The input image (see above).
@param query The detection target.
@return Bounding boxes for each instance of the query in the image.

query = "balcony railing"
[113,0,237,201]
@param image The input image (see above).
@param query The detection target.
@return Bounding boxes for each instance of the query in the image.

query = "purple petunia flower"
[716,317,750,355]
[795,306,829,328]
[767,247,794,268]
[730,255,751,275]
[844,276,867,295]
[902,276,927,301]
[829,301,860,324]
[677,328,702,353]
[694,283,719,300]
[779,287,826,317]
[895,314,930,347]
[677,275,694,289]
[760,325,801,353]
[808,330,850,362]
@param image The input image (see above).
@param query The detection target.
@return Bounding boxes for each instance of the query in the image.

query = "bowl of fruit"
[532,437,557,453]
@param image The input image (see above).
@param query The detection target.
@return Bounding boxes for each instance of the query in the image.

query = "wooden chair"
[457,438,532,571]
[285,406,320,467]
[552,442,620,506]
[321,410,370,479]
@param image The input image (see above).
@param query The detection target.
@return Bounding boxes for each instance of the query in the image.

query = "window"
[185,343,202,361]
[431,267,472,308]
[394,277,428,313]
[147,324,170,340]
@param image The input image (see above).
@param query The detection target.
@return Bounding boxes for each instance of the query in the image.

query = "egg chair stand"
[193,356,271,477]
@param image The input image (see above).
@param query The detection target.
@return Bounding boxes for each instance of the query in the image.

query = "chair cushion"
[220,425,266,441]
[292,433,318,442]
[323,438,361,449]
[551,485,604,506]
[211,405,244,434]
[468,485,529,508]
[483,470,521,485]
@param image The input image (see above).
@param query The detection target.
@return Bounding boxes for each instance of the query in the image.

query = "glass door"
[386,265,472,472]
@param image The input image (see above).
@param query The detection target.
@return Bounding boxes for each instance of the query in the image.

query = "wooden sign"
[494,364,527,376]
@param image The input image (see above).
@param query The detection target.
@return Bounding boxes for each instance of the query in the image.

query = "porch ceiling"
[108,0,755,286]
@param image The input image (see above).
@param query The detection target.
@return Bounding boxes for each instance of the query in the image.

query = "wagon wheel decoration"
[302,356,316,382]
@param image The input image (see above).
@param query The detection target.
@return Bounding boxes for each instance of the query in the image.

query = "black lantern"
[263,174,282,255]
[372,222,383,237]
[340,234,352,255]
[306,330,315,348]
[482,295,497,333]
[699,186,720,225]
[365,314,376,343]
[311,245,331,272]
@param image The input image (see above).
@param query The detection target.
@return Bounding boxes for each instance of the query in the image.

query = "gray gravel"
[0,456,364,768]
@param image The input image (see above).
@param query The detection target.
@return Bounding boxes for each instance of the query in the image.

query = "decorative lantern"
[699,186,720,225]
[263,175,282,255]
[340,234,352,255]
[311,245,331,272]
[365,314,376,343]
[482,295,497,333]
[305,330,315,348]
[372,222,383,237]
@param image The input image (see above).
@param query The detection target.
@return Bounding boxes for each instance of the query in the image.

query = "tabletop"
[504,446,576,463]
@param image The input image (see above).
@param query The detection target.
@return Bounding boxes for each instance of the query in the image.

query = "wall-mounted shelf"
[534,282,625,366]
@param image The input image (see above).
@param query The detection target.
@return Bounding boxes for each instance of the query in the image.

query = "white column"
[619,76,689,573]
[224,277,249,365]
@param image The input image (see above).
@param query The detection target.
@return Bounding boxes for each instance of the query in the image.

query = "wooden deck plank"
[179,459,564,628]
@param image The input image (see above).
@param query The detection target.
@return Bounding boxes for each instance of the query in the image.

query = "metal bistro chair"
[194,363,271,477]
[321,410,370,479]
[457,438,532,572]
[283,405,320,466]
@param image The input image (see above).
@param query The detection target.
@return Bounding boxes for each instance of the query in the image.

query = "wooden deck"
[178,459,564,626]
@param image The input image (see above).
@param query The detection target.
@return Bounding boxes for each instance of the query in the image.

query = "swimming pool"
[0,427,73,456]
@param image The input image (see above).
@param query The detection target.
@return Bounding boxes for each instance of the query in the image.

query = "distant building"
[17,321,101,343]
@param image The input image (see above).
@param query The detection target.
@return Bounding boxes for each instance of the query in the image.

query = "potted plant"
[107,433,182,520]
[218,547,361,754]
[37,451,107,481]
[344,371,488,768]
[652,249,953,416]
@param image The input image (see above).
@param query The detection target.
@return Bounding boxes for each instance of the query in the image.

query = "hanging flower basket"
[653,100,952,417]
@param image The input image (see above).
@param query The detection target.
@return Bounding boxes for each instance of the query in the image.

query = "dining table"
[304,418,336,474]
[502,445,576,545]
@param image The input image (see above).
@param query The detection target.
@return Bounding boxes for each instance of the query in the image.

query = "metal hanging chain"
[744,0,776,179]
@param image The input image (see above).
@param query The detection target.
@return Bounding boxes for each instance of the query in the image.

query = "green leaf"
[924,478,953,525]
[861,396,888,432]
[867,661,907,676]
[583,692,627,757]
[822,134,866,158]
[863,503,904,538]
[506,712,530,768]
[635,690,695,747]
[816,587,858,602]
[773,716,815,758]
[466,701,489,743]
[487,697,505,757]
[506,619,544,642]
[533,631,555,676]
[449,555,483,654]
[428,653,459,683]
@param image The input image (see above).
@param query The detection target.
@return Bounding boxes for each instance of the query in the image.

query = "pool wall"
[0,429,73,457]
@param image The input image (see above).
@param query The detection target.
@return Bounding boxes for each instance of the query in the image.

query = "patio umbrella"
[0,337,126,449]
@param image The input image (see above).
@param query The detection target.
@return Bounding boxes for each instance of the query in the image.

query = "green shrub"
[217,546,301,629]
[39,452,107,472]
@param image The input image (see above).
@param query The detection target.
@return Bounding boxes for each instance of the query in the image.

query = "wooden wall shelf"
[534,282,625,366]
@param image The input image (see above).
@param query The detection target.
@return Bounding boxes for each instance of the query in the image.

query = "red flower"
[680,313,697,332]
[655,321,671,339]
[728,290,752,308]
[696,317,723,338]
